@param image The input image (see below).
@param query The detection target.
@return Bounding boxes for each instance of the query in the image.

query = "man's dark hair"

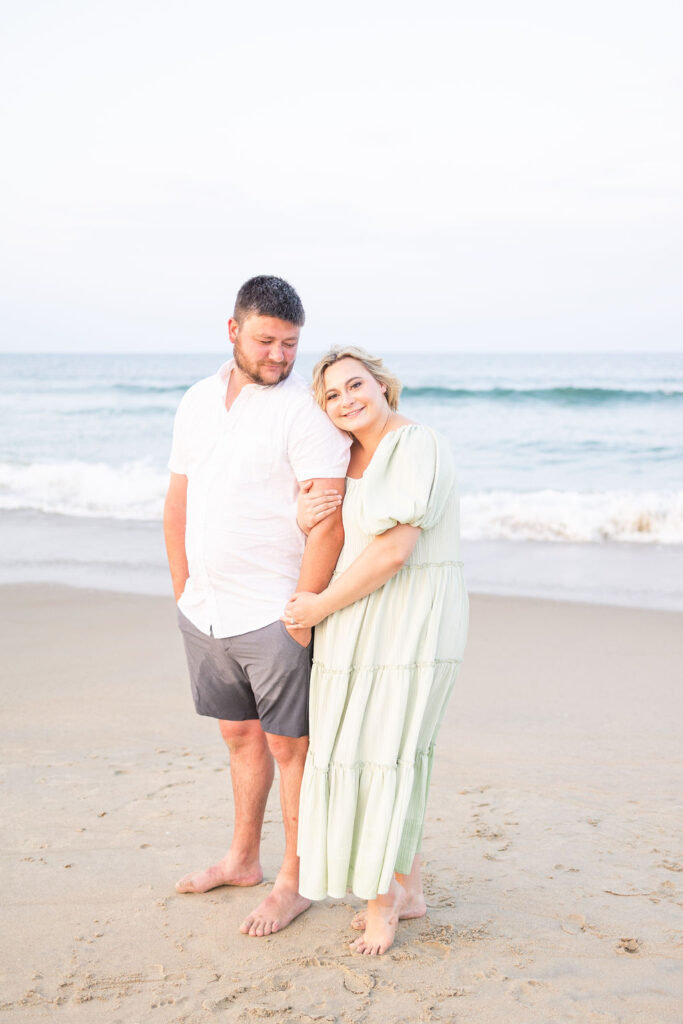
[234,275,305,326]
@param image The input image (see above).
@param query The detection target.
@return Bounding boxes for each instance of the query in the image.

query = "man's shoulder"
[279,372,331,420]
[280,370,313,400]
[177,373,221,409]
[279,372,351,461]
[272,371,318,414]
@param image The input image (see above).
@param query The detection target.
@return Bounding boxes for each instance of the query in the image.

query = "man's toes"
[239,917,254,934]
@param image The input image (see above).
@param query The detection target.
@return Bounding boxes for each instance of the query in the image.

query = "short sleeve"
[286,395,351,481]
[168,390,192,474]
[357,425,455,535]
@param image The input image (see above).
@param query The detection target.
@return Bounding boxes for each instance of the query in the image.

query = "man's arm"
[286,477,345,643]
[284,523,421,628]
[163,472,189,602]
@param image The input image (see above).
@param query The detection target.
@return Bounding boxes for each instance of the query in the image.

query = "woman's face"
[322,357,388,433]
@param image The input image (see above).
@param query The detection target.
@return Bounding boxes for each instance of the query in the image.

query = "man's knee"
[219,718,267,752]
[265,732,309,766]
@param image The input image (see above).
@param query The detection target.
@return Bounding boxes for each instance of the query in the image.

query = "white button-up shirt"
[169,361,350,638]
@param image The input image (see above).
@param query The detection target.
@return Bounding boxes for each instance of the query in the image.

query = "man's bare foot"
[350,879,404,955]
[240,878,311,937]
[175,853,263,894]
[350,888,426,930]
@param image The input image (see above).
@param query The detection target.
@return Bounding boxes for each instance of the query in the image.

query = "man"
[163,276,349,937]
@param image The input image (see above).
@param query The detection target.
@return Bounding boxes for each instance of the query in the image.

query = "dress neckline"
[345,422,417,482]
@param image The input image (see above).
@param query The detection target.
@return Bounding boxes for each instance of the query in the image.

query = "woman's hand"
[297,480,342,535]
[282,591,328,629]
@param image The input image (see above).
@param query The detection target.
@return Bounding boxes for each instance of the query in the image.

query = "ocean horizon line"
[2,348,681,357]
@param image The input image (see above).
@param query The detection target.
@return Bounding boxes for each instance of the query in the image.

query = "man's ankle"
[226,846,261,866]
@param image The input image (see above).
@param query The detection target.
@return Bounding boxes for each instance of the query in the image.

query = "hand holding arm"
[297,479,343,535]
[285,476,346,644]
[283,522,421,628]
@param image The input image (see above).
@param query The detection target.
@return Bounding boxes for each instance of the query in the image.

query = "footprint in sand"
[416,923,454,954]
[342,970,375,995]
[509,978,545,1004]
[561,914,586,935]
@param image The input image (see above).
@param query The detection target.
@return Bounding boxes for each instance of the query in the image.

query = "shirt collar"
[217,360,233,390]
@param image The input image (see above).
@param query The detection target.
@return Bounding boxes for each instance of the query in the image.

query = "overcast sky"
[1,0,682,354]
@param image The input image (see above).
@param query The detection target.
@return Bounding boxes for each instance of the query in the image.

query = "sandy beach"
[1,583,682,1023]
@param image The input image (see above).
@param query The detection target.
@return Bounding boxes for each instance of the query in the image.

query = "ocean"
[1,351,682,609]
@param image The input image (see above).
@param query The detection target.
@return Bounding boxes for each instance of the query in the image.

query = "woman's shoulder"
[374,422,444,465]
[372,422,455,491]
[356,422,456,533]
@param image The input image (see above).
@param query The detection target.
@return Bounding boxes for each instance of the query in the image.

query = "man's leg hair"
[175,718,273,893]
[240,732,311,936]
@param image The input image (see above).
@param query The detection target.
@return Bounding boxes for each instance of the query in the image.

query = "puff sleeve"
[357,425,456,536]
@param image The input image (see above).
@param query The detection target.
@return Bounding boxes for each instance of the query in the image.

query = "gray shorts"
[177,610,311,738]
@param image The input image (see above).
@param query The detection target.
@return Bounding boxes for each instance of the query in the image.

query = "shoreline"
[3,577,683,617]
[2,585,682,1022]
[3,508,683,612]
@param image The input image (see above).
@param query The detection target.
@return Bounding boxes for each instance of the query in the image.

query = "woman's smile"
[323,357,389,433]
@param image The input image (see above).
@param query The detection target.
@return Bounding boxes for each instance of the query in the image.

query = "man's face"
[229,314,300,386]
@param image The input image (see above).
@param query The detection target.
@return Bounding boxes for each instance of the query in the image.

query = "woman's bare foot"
[350,878,404,955]
[240,876,311,936]
[350,890,426,930]
[351,855,426,930]
[175,852,263,894]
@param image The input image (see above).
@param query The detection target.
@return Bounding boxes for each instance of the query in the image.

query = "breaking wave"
[461,490,683,544]
[1,461,682,543]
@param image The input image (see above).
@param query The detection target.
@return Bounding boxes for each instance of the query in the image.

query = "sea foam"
[0,461,167,521]
[1,460,682,544]
[461,490,683,544]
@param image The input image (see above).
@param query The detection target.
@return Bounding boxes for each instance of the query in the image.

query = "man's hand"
[283,622,312,648]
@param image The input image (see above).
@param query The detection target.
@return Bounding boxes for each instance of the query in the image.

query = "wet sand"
[1,584,681,1023]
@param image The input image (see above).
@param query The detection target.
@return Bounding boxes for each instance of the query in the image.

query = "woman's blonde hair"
[311,346,402,412]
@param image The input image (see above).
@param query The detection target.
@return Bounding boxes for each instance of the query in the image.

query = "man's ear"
[228,317,239,345]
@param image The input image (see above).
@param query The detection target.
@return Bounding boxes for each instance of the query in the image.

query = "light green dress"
[297,424,469,901]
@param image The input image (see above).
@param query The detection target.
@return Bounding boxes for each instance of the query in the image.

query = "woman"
[284,347,468,955]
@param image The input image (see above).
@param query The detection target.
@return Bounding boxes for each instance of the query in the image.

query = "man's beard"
[233,338,294,387]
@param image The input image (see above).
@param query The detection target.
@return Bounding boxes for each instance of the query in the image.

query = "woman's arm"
[284,522,420,628]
